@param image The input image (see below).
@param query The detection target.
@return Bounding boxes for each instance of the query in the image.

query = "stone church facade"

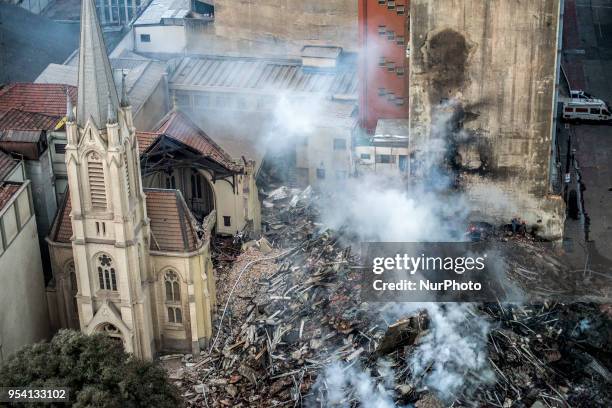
[45,0,247,359]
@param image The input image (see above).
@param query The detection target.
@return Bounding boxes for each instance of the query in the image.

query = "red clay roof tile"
[0,182,21,210]
[0,83,77,117]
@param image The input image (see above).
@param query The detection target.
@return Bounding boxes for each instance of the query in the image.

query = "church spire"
[77,0,119,127]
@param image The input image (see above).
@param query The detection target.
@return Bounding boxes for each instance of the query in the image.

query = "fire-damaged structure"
[409,0,565,240]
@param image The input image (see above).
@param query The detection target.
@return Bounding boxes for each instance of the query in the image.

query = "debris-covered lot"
[164,186,612,407]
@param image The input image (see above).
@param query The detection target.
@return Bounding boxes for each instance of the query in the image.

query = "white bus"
[563,90,612,122]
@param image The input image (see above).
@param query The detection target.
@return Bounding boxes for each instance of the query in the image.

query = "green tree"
[0,330,182,407]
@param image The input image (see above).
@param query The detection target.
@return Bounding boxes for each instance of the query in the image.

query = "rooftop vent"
[301,46,342,70]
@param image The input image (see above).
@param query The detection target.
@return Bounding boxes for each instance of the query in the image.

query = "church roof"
[149,110,241,172]
[49,188,203,253]
[76,0,119,127]
[145,189,202,252]
[0,83,77,119]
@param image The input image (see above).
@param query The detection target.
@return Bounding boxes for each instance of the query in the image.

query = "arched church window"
[87,152,107,209]
[97,254,117,291]
[164,270,182,323]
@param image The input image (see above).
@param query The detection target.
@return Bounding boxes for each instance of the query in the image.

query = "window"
[164,270,182,324]
[378,25,386,35]
[397,5,405,14]
[223,216,231,227]
[378,88,387,96]
[360,153,371,160]
[388,0,396,10]
[54,143,67,154]
[167,307,182,323]
[376,154,395,164]
[378,57,386,67]
[164,271,180,302]
[395,98,405,106]
[564,107,573,112]
[97,254,117,291]
[387,62,395,71]
[590,108,601,114]
[575,107,588,113]
[396,36,405,45]
[316,168,326,179]
[396,67,405,76]
[387,30,395,40]
[140,34,151,42]
[123,155,131,197]
[378,0,386,4]
[333,138,347,150]
[87,152,107,210]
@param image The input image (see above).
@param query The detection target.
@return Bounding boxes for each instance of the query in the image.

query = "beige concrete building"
[0,176,50,360]
[409,0,565,239]
[45,0,226,358]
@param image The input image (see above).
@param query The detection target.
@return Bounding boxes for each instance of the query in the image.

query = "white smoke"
[312,360,400,408]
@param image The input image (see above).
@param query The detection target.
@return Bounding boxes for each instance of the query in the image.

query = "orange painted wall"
[359,0,410,133]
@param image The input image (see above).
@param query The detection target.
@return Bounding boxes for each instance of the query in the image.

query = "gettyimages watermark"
[361,242,518,302]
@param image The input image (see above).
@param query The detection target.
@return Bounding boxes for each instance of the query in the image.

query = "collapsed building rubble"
[164,186,611,407]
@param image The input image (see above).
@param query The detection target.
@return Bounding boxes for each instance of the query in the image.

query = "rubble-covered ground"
[164,186,612,408]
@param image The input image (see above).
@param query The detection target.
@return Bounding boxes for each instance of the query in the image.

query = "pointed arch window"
[164,270,182,324]
[97,254,117,291]
[87,152,107,210]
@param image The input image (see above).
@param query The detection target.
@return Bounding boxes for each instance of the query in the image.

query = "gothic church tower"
[64,0,155,358]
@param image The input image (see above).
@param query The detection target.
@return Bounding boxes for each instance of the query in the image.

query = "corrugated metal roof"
[169,56,358,97]
[135,0,189,25]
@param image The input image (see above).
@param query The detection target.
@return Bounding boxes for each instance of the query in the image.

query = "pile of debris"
[166,185,611,408]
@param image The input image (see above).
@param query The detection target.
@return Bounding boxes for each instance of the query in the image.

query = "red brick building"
[358,0,410,133]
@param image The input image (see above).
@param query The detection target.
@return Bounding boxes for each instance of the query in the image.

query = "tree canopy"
[0,330,182,407]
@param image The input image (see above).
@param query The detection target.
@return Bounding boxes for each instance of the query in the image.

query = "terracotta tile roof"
[136,131,161,154]
[49,190,73,243]
[0,109,63,131]
[0,182,21,210]
[0,150,18,180]
[0,83,77,117]
[145,188,201,252]
[49,188,202,253]
[153,110,241,172]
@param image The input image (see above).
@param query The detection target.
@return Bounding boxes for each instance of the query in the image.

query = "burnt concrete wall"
[214,0,358,55]
[409,0,565,239]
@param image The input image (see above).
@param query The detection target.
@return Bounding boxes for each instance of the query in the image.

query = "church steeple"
[77,0,119,127]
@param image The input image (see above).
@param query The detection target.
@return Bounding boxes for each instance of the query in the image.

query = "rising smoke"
[264,95,499,403]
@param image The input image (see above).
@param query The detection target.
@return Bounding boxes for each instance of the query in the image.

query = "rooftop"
[135,0,190,26]
[0,109,63,131]
[36,52,167,116]
[146,110,242,172]
[168,55,358,98]
[49,188,203,252]
[0,150,18,181]
[0,83,76,118]
[0,182,21,210]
